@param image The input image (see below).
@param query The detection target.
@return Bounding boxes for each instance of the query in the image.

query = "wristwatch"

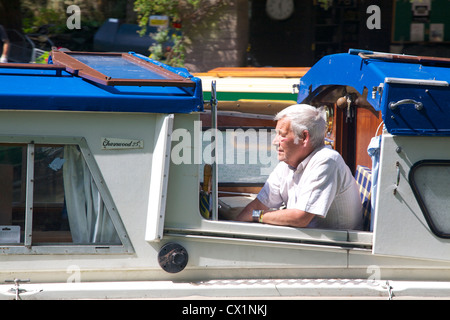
[252,210,264,223]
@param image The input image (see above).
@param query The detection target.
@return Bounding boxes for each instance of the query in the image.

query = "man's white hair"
[275,104,327,149]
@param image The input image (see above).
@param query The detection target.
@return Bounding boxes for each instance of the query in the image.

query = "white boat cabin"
[0,49,450,299]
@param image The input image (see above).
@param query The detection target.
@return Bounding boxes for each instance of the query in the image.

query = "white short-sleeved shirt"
[257,146,363,230]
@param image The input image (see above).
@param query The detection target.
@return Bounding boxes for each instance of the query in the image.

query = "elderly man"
[0,25,10,63]
[236,104,362,230]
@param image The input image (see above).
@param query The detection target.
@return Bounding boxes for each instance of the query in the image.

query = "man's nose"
[272,134,279,146]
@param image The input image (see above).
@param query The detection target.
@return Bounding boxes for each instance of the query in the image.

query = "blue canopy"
[298,49,450,136]
[0,51,203,114]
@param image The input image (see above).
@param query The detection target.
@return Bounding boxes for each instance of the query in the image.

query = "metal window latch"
[389,99,423,111]
[5,279,30,300]
[372,83,384,99]
[393,161,400,195]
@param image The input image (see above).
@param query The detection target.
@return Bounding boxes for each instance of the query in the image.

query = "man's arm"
[1,41,9,63]
[3,41,9,56]
[235,198,269,222]
[236,198,316,228]
[0,25,9,63]
[257,208,315,228]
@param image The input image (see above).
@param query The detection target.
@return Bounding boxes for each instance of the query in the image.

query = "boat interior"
[196,68,382,233]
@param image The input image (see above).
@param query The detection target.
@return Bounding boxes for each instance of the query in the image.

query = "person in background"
[0,25,10,63]
[236,104,363,230]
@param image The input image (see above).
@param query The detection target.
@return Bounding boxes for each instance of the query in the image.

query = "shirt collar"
[288,145,325,173]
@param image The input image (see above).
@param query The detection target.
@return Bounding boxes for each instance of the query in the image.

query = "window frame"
[409,159,450,239]
[189,121,373,250]
[0,135,134,255]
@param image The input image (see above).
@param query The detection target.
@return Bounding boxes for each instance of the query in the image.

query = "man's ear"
[302,130,310,142]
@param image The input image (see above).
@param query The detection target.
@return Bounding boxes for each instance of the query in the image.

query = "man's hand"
[236,198,268,222]
[236,198,316,228]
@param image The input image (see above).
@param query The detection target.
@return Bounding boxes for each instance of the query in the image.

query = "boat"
[1,49,450,300]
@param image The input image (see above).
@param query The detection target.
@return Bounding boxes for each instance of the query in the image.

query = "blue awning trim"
[0,52,203,114]
[297,49,450,136]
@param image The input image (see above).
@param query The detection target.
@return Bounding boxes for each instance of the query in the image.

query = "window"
[0,145,26,243]
[198,125,278,221]
[201,128,278,184]
[409,160,450,238]
[0,138,132,254]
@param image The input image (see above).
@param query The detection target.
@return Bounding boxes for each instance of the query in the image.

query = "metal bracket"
[371,83,384,99]
[210,80,218,221]
[384,281,394,300]
[5,279,30,300]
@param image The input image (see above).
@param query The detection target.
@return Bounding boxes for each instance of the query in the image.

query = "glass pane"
[0,145,26,244]
[202,129,278,183]
[33,146,70,243]
[68,54,168,80]
[33,145,121,245]
[412,163,450,236]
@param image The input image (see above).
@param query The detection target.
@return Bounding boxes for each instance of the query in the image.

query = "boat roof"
[195,67,310,78]
[298,49,450,136]
[0,51,203,113]
[195,67,305,115]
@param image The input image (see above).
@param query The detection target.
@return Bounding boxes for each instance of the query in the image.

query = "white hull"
[4,278,450,300]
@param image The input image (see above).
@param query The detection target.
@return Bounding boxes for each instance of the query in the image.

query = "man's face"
[273,117,306,168]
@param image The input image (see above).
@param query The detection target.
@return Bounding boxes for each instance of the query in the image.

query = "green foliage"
[20,0,128,52]
[134,0,230,67]
[22,7,67,34]
[35,51,50,64]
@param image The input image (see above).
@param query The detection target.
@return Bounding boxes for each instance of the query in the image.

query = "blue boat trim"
[0,50,203,114]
